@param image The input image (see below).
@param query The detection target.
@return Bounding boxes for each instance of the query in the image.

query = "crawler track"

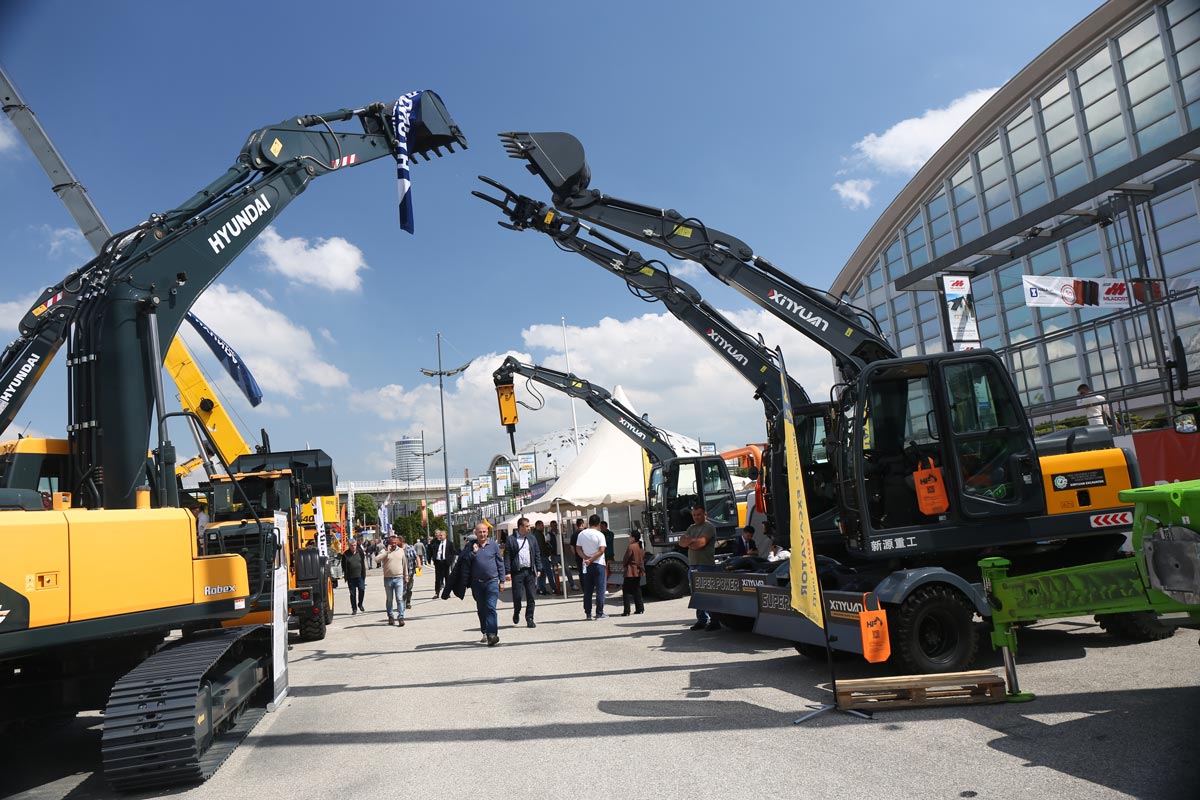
[100,626,269,792]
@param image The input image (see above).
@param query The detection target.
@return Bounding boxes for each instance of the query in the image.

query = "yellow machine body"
[1039,448,1135,515]
[0,507,248,632]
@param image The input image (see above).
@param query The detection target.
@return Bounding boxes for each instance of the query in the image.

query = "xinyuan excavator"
[493,355,738,598]
[0,89,465,790]
[2,67,345,644]
[478,132,1150,672]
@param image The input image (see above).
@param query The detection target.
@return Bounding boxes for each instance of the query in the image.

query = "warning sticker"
[1051,469,1107,491]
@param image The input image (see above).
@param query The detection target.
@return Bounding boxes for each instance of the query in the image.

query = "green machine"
[982,480,1200,700]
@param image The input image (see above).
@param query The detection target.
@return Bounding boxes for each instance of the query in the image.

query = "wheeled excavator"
[493,355,738,598]
[2,67,345,644]
[0,88,465,790]
[478,132,1148,672]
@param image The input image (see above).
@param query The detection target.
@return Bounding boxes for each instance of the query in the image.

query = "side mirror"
[1176,412,1198,435]
[299,483,314,504]
[747,465,761,481]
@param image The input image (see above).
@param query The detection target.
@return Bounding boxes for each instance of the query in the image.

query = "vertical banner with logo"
[313,498,329,557]
[699,442,718,456]
[778,348,823,629]
[941,275,981,351]
[518,452,537,488]
[377,503,389,537]
[270,511,289,708]
[495,464,511,496]
[432,499,447,517]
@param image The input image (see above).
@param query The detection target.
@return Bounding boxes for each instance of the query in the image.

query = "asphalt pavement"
[3,571,1198,800]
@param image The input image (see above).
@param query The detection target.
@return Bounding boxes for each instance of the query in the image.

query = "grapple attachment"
[408,91,469,161]
[499,132,590,201]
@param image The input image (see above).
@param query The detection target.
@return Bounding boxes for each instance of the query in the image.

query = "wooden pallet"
[834,670,1006,711]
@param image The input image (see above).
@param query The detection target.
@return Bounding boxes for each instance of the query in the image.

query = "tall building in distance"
[391,436,424,481]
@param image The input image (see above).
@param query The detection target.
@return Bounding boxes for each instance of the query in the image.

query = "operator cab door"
[936,353,1043,519]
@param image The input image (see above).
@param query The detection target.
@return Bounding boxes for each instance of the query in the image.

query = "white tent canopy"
[523,385,658,514]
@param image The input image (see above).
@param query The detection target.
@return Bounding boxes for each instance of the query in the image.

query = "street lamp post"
[420,333,472,544]
[417,428,443,541]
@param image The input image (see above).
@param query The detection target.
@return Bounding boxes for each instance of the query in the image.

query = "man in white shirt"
[505,517,541,628]
[1076,383,1112,429]
[575,514,608,620]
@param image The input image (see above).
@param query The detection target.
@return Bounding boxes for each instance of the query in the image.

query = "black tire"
[794,642,827,660]
[298,609,327,641]
[1095,611,1175,642]
[323,576,335,625]
[647,559,690,600]
[716,613,755,632]
[889,584,978,674]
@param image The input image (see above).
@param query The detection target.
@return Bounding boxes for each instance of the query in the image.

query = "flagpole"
[562,317,581,455]
[771,345,872,724]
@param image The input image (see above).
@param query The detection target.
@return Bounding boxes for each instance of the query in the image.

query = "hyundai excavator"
[0,88,465,790]
[477,132,1147,672]
[493,355,738,598]
[3,67,345,644]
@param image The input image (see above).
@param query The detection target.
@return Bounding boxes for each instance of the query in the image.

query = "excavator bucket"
[408,90,469,160]
[499,132,590,201]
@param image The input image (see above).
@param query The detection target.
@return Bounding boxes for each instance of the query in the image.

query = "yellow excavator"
[0,69,465,790]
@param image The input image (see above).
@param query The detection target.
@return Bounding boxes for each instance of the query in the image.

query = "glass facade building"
[391,436,424,482]
[834,0,1200,414]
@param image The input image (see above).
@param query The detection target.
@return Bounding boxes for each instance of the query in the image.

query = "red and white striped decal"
[332,154,359,169]
[44,291,65,309]
[1090,511,1132,528]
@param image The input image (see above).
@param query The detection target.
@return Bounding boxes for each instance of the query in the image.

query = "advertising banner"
[778,348,823,629]
[518,452,537,483]
[1022,275,1133,308]
[941,275,981,351]
[271,511,289,707]
[432,499,447,517]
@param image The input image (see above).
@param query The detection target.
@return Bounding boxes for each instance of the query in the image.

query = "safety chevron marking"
[1090,511,1132,528]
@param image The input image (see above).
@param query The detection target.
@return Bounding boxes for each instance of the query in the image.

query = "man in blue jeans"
[379,535,411,627]
[467,522,505,646]
[575,514,608,620]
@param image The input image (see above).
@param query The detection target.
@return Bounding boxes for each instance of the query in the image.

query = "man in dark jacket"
[443,524,505,646]
[505,517,541,628]
[429,528,458,597]
[340,538,368,614]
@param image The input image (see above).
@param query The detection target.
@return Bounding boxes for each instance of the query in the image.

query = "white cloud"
[0,118,17,154]
[0,291,40,335]
[851,88,998,175]
[253,227,368,292]
[351,308,835,479]
[39,225,90,259]
[832,179,876,211]
[318,327,337,344]
[185,284,349,400]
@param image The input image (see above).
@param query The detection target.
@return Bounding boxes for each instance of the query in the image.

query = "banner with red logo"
[941,275,981,351]
[1022,276,1132,308]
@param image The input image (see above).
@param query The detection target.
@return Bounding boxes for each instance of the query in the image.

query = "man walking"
[506,517,541,628]
[379,535,411,627]
[400,536,421,609]
[340,538,368,614]
[680,505,719,631]
[576,514,608,620]
[532,520,551,595]
[430,529,457,597]
[464,523,504,645]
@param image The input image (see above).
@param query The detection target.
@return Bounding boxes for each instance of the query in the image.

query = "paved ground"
[3,573,1198,800]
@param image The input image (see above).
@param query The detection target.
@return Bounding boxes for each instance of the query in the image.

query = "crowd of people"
[336,513,653,646]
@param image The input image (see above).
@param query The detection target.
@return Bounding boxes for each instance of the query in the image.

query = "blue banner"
[183,312,263,407]
[390,90,423,234]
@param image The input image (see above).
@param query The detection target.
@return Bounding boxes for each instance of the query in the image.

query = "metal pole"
[562,316,581,455]
[438,333,454,540]
[422,429,431,540]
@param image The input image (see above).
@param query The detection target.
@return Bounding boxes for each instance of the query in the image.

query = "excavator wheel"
[323,576,335,626]
[1095,610,1175,642]
[647,559,689,600]
[716,613,755,632]
[888,584,979,674]
[297,608,327,642]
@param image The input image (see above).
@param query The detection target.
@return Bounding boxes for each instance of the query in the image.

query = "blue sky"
[0,0,1102,483]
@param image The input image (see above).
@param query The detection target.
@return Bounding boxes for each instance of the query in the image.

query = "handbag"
[913,456,949,515]
[858,593,891,664]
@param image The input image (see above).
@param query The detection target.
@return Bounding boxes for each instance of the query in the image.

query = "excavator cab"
[836,350,1045,557]
[645,456,738,549]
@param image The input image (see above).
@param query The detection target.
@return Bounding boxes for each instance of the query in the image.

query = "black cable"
[518,376,546,411]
